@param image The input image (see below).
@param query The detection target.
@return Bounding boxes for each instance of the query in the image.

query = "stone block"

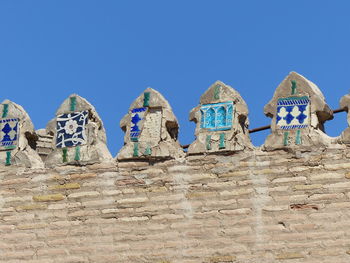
[219,188,254,197]
[0,177,31,185]
[117,197,148,204]
[208,255,236,262]
[68,191,100,199]
[152,214,184,220]
[16,203,47,211]
[275,252,304,260]
[263,205,289,212]
[117,216,149,222]
[33,194,65,202]
[17,223,47,230]
[218,208,251,215]
[293,184,323,190]
[49,183,80,190]
[69,173,97,180]
[272,176,306,184]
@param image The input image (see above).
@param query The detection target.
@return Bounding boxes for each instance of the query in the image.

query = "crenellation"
[0,100,43,168]
[3,78,350,262]
[117,87,184,161]
[188,81,252,154]
[263,72,339,151]
[44,94,113,167]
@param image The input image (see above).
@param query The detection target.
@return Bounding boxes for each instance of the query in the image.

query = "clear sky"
[1,1,350,155]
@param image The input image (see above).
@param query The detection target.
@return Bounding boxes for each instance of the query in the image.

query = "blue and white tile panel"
[130,107,147,141]
[56,111,88,148]
[276,96,310,130]
[0,118,19,150]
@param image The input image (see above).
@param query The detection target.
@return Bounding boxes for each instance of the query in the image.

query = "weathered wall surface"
[2,72,350,262]
[2,148,350,263]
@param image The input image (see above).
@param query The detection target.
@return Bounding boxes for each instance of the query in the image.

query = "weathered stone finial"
[263,72,333,150]
[117,87,183,160]
[44,94,112,167]
[188,81,252,154]
[0,100,43,168]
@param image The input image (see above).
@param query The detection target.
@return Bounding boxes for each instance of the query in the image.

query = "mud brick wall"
[2,148,350,263]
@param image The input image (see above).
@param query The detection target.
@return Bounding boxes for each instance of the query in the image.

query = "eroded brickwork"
[1,148,350,263]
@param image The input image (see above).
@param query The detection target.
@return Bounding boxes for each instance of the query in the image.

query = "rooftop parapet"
[117,88,184,160]
[188,81,252,154]
[263,72,333,150]
[44,94,112,167]
[0,100,43,168]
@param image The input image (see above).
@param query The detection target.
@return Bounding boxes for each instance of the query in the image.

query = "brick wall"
[1,148,350,262]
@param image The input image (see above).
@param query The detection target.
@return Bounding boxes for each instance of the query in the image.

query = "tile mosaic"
[5,151,11,165]
[200,101,234,131]
[0,118,19,150]
[74,146,81,161]
[219,133,225,149]
[62,148,68,162]
[214,85,221,100]
[143,92,150,107]
[283,131,289,146]
[206,135,212,150]
[130,107,147,142]
[296,129,302,145]
[291,80,297,95]
[144,144,151,155]
[133,142,139,157]
[276,96,310,130]
[2,104,8,118]
[70,97,77,111]
[56,111,88,148]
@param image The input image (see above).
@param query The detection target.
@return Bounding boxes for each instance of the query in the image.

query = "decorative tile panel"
[130,107,147,142]
[276,96,310,130]
[0,118,19,150]
[200,101,234,131]
[56,111,88,148]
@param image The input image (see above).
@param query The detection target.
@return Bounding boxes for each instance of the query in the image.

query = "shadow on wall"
[1,71,350,168]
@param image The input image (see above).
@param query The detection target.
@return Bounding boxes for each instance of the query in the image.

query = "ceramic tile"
[0,118,19,150]
[130,107,147,141]
[56,111,88,148]
[200,101,234,131]
[276,96,310,130]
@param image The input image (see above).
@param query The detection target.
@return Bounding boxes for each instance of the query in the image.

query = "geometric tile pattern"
[276,96,310,130]
[200,101,234,131]
[56,111,88,148]
[0,118,19,150]
[130,107,147,142]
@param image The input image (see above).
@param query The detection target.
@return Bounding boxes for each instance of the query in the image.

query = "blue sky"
[1,1,350,155]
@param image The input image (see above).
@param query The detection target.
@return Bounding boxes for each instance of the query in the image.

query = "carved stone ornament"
[0,99,43,168]
[117,87,184,160]
[45,94,112,167]
[188,81,252,154]
[263,72,334,150]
